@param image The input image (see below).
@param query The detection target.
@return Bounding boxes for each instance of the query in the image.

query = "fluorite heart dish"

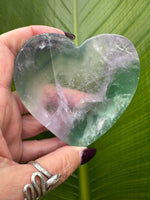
[14,33,140,146]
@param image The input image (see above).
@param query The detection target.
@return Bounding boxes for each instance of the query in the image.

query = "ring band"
[24,161,61,200]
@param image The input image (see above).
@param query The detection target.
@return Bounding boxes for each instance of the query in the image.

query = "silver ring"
[24,161,61,200]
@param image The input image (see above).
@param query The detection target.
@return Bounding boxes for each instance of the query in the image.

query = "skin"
[0,25,86,200]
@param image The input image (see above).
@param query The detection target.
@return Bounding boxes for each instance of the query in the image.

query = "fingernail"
[64,31,75,40]
[80,148,96,165]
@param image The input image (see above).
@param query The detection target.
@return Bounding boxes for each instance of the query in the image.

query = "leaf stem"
[73,1,89,199]
[79,164,90,200]
[73,0,78,45]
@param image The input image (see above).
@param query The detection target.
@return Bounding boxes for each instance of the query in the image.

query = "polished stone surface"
[14,33,140,146]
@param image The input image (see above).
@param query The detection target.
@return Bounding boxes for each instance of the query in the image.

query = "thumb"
[2,146,96,200]
[36,146,96,183]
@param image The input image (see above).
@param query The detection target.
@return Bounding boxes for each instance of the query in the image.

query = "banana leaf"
[0,0,150,199]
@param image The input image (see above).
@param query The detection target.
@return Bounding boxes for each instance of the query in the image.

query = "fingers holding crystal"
[21,114,47,139]
[8,146,87,200]
[23,147,96,200]
[0,144,95,200]
[21,138,66,163]
[0,25,65,55]
[35,146,86,184]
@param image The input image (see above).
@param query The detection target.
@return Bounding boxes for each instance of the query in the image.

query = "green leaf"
[0,0,150,199]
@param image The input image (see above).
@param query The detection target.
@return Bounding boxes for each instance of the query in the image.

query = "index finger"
[0,25,64,88]
[0,25,64,55]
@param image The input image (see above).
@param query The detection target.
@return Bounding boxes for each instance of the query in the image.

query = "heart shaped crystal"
[14,33,140,146]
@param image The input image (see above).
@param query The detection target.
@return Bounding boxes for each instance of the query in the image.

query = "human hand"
[0,25,96,200]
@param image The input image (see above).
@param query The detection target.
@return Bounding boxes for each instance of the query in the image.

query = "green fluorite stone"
[14,33,140,146]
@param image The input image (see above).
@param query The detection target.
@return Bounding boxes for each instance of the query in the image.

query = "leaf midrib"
[73,0,78,46]
[79,165,90,200]
[73,1,90,200]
